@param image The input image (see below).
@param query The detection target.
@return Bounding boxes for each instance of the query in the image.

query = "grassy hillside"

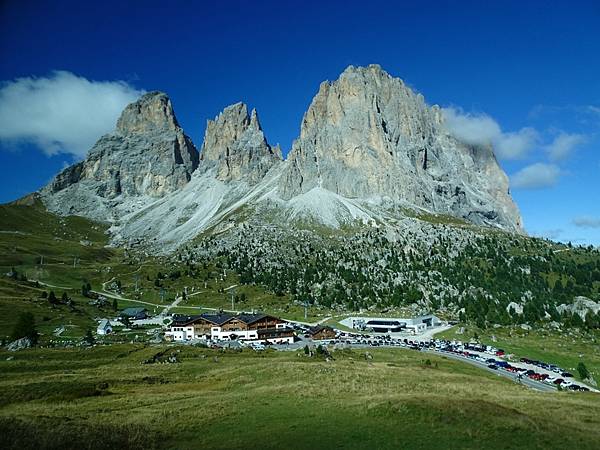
[1,345,599,450]
[0,199,325,344]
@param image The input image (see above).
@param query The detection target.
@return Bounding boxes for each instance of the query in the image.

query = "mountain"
[40,65,523,250]
[279,65,521,231]
[198,102,282,184]
[41,92,198,222]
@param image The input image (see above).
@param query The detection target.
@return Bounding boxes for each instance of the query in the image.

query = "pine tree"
[11,312,39,344]
[83,328,95,345]
[577,362,590,380]
[48,291,58,305]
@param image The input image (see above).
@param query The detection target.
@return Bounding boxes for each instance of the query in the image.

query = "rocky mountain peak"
[39,64,523,243]
[116,91,180,134]
[199,102,282,184]
[41,92,198,221]
[279,64,522,231]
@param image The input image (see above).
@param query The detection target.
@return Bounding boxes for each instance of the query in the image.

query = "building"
[307,325,336,341]
[97,319,112,335]
[165,312,294,343]
[120,307,148,320]
[340,314,442,334]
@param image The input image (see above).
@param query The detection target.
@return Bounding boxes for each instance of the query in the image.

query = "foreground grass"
[1,345,599,450]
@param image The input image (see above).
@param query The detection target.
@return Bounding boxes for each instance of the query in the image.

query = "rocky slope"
[40,65,523,250]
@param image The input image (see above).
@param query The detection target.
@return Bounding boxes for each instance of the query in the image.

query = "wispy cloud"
[533,228,563,240]
[0,71,144,158]
[529,104,600,126]
[572,216,600,229]
[442,107,538,160]
[545,132,587,161]
[511,163,560,189]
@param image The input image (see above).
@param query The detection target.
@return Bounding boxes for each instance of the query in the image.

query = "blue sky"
[0,0,599,244]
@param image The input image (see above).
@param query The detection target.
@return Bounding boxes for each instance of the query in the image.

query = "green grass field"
[1,345,599,450]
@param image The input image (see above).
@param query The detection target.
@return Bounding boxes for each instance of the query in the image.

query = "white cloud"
[545,132,586,161]
[573,216,600,229]
[510,163,561,189]
[441,107,538,160]
[0,71,144,157]
[441,107,500,146]
[495,127,539,160]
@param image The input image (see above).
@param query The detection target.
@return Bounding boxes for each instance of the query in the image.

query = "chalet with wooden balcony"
[165,312,294,343]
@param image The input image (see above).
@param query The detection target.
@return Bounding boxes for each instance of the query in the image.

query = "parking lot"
[201,323,598,393]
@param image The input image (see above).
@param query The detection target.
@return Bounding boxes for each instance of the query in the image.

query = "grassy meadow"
[1,345,600,450]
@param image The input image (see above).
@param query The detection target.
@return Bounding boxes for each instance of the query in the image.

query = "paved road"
[422,348,556,392]
[285,316,333,327]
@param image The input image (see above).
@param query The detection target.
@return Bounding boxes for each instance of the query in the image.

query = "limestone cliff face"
[39,65,523,240]
[279,65,522,231]
[42,92,199,218]
[199,102,282,184]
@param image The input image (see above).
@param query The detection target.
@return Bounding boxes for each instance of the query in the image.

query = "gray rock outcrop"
[557,296,600,319]
[199,102,282,184]
[41,92,198,220]
[279,65,522,231]
[7,337,33,351]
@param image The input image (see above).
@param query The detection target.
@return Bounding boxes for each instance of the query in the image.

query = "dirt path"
[27,279,74,291]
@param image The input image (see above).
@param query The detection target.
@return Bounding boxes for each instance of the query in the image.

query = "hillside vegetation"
[190,220,600,330]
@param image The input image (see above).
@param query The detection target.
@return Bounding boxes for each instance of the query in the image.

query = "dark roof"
[236,313,268,325]
[201,313,234,325]
[171,314,203,326]
[173,312,278,327]
[308,325,334,335]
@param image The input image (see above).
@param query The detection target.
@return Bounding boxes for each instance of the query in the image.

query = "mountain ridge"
[38,65,523,251]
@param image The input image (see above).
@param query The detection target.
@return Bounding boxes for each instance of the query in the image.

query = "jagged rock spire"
[199,102,282,184]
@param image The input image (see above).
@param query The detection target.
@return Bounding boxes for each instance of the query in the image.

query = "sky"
[0,0,599,245]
